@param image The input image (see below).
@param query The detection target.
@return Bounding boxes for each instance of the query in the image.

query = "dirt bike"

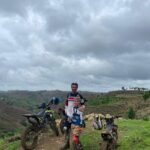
[100,124,118,150]
[21,108,59,150]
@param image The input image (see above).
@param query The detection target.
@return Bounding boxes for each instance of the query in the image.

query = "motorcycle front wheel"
[21,126,39,150]
[101,141,108,150]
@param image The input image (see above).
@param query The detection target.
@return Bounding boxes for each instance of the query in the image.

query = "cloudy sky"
[0,0,150,92]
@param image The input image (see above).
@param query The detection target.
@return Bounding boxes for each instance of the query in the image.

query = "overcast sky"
[0,0,150,92]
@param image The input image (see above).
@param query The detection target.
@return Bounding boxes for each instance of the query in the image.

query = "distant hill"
[0,90,102,111]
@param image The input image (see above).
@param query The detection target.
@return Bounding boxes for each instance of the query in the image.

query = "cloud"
[0,0,150,91]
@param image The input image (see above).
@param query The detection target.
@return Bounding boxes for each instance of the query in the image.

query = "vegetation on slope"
[87,96,121,106]
[143,91,150,101]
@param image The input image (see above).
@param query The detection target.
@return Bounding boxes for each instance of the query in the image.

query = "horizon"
[0,87,148,93]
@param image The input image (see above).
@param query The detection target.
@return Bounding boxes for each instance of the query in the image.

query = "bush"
[87,96,119,106]
[142,116,149,121]
[143,91,150,101]
[127,107,136,119]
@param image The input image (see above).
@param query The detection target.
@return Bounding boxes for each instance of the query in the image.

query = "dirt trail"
[35,132,64,150]
[34,121,93,150]
[20,120,96,150]
[19,131,65,150]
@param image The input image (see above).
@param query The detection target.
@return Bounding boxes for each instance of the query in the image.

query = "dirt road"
[35,132,64,150]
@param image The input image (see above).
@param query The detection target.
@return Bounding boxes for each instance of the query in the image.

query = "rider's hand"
[79,105,85,112]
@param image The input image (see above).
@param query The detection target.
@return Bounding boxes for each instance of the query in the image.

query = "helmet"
[49,97,60,105]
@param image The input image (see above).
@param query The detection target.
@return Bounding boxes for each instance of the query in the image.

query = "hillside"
[0,90,102,111]
[0,101,29,137]
[86,90,150,119]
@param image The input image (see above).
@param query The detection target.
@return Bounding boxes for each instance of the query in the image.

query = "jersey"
[65,92,84,117]
[72,106,83,126]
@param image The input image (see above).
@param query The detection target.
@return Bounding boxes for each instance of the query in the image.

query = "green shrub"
[142,116,149,121]
[143,91,150,101]
[127,107,136,119]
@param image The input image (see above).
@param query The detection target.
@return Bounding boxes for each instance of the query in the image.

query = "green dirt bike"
[21,107,59,150]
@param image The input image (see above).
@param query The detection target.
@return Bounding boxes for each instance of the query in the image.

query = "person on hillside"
[61,83,86,150]
[65,83,85,118]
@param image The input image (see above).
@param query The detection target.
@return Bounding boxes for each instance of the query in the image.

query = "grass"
[81,119,150,150]
[0,139,20,150]
[87,96,120,106]
[0,131,21,150]
[118,120,150,150]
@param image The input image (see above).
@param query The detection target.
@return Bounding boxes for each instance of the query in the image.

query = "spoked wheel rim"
[25,129,38,147]
[21,126,39,150]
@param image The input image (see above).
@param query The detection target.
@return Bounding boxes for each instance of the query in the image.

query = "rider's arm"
[79,94,86,112]
[79,93,87,106]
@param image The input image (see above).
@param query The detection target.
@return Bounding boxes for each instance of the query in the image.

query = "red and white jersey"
[65,92,82,117]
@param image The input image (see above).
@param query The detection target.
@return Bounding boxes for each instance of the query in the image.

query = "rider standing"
[61,83,86,149]
[65,83,85,118]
